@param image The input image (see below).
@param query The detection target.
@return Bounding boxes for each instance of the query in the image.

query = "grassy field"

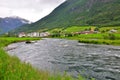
[48,26,95,33]
[66,36,120,46]
[77,33,120,39]
[64,26,95,33]
[48,26,120,33]
[99,26,120,33]
[60,33,120,46]
[50,26,120,46]
[0,37,86,80]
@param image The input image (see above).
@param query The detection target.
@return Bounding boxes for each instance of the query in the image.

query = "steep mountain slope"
[0,16,30,34]
[14,0,120,32]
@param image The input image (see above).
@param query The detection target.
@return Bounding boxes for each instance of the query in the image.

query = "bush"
[103,34,116,40]
[108,33,116,40]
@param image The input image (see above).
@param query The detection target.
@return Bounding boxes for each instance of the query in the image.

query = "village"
[18,32,50,37]
[18,27,118,38]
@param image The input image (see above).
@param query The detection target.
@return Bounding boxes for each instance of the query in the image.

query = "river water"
[6,38,120,80]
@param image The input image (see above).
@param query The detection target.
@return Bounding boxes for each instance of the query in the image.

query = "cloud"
[0,0,65,22]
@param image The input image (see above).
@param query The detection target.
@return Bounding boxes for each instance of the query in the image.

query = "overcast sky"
[0,0,65,22]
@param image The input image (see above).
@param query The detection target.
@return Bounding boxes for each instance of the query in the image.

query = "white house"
[40,32,50,37]
[32,32,40,37]
[27,32,40,37]
[109,29,117,33]
[19,32,50,37]
[18,32,26,37]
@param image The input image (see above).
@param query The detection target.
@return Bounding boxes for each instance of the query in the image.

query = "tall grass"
[0,37,85,80]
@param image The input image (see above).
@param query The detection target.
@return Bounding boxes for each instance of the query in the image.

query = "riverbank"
[0,37,85,80]
[66,36,120,46]
[51,33,120,46]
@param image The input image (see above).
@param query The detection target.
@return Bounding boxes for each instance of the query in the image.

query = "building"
[109,29,117,33]
[40,32,50,37]
[26,32,50,37]
[18,32,26,37]
[73,31,94,35]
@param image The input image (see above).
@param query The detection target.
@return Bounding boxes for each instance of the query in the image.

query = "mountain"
[0,16,30,34]
[13,0,120,33]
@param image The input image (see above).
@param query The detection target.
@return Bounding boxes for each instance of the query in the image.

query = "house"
[27,32,40,37]
[109,29,117,33]
[26,32,50,37]
[74,31,94,35]
[32,32,40,37]
[27,33,32,37]
[40,32,50,37]
[18,32,26,37]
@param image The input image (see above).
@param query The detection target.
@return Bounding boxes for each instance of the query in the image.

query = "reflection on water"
[7,38,120,80]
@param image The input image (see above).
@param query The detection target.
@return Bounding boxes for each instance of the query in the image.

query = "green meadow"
[50,26,120,46]
[0,37,86,80]
[64,26,95,33]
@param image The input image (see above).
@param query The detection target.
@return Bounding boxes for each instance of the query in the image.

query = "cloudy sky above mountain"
[0,0,65,22]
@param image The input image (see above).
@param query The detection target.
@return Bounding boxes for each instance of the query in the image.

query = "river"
[6,38,120,80]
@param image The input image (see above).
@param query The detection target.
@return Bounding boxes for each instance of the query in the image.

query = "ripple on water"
[7,39,120,80]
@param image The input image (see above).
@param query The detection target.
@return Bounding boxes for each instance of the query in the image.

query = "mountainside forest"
[12,0,120,33]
